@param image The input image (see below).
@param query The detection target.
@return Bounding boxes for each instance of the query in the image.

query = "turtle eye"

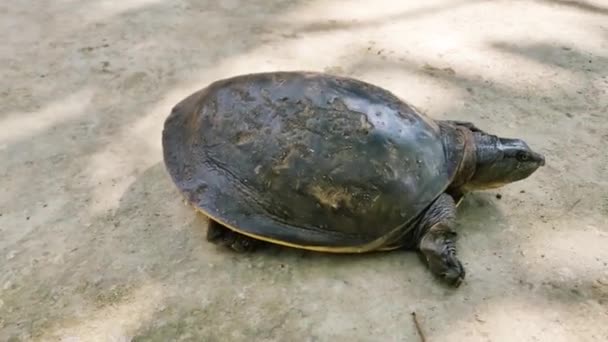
[516,152,529,161]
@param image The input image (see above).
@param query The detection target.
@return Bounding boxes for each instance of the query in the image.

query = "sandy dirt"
[1,0,607,341]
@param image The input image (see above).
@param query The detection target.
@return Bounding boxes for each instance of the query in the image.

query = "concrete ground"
[1,0,607,341]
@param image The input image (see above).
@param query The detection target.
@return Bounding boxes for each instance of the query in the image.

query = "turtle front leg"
[415,193,465,287]
[206,219,262,252]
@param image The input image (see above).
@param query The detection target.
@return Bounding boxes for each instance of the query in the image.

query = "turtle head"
[466,132,545,189]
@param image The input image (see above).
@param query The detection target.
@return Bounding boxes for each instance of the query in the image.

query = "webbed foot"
[419,227,465,287]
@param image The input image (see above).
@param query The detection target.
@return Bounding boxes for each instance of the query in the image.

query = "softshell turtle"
[162,71,545,287]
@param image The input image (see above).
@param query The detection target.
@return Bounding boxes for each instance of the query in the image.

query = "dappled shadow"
[291,0,481,33]
[342,39,607,159]
[535,0,608,15]
[490,41,608,115]
[3,0,608,340]
[491,41,608,70]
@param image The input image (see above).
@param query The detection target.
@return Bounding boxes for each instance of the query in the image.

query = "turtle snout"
[529,151,545,167]
[537,153,546,166]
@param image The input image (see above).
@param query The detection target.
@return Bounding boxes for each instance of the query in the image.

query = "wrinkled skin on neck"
[464,132,545,190]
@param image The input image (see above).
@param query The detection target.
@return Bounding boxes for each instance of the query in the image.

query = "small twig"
[412,311,427,342]
[554,198,582,220]
[566,198,582,213]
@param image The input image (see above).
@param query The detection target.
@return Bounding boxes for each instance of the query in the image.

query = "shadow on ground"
[2,0,607,341]
[535,0,608,15]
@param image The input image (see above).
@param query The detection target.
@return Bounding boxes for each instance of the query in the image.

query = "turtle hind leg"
[206,219,262,253]
[414,193,465,287]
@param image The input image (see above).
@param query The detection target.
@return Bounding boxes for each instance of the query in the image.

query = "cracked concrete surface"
[1,0,607,341]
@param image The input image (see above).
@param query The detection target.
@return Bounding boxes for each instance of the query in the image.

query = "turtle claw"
[429,253,465,287]
[228,236,259,253]
[419,230,466,287]
[440,253,465,287]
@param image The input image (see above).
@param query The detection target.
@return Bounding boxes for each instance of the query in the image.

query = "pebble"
[496,193,502,199]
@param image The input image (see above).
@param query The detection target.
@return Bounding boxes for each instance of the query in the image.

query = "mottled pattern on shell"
[162,71,455,248]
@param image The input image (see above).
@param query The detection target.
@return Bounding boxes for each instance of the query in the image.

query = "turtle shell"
[162,71,461,252]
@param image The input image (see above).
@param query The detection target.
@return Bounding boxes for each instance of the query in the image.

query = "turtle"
[162,71,545,287]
